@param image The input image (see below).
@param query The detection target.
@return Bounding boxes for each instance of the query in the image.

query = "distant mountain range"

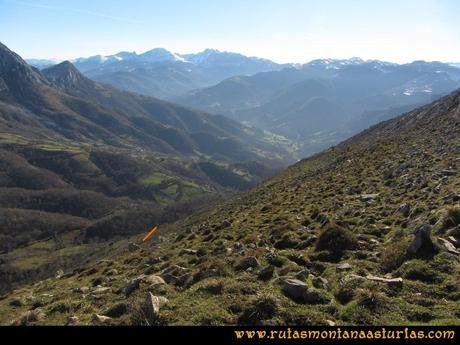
[174,58,460,156]
[27,48,285,99]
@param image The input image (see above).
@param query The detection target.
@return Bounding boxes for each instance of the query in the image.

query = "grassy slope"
[1,91,459,325]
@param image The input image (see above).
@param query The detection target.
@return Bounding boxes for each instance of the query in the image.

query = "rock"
[358,194,379,202]
[336,263,352,273]
[366,275,403,288]
[142,275,166,286]
[162,273,178,284]
[106,269,119,276]
[452,194,460,202]
[396,203,411,217]
[55,269,64,279]
[266,252,284,267]
[281,279,330,304]
[312,276,329,290]
[67,316,79,325]
[128,242,141,252]
[325,320,336,326]
[407,224,436,256]
[441,169,456,176]
[92,314,112,325]
[438,238,460,255]
[447,236,459,247]
[145,292,161,318]
[124,278,141,296]
[10,309,45,325]
[295,269,310,281]
[73,286,90,294]
[236,256,259,270]
[179,249,197,256]
[93,287,111,294]
[257,266,275,281]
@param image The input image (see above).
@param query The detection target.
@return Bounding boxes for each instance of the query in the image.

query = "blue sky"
[1,0,459,63]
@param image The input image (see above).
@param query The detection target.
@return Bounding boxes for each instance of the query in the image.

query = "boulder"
[407,224,436,256]
[73,286,90,294]
[281,279,330,304]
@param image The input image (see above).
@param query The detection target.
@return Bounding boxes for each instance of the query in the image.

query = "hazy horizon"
[1,0,460,64]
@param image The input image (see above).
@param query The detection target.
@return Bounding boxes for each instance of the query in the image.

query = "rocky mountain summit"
[1,88,459,325]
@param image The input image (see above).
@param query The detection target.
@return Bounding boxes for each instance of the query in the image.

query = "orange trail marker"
[142,226,158,242]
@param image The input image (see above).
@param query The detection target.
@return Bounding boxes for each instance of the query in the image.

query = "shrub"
[380,237,412,272]
[315,224,358,261]
[237,295,279,325]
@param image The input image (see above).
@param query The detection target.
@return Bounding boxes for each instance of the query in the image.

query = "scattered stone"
[106,269,119,276]
[312,276,329,290]
[447,236,459,247]
[366,275,403,288]
[144,292,161,318]
[358,194,379,202]
[142,275,166,287]
[124,278,141,296]
[93,287,111,294]
[325,320,336,326]
[266,252,284,267]
[10,309,45,325]
[55,269,64,279]
[336,263,352,273]
[257,266,275,281]
[438,238,459,255]
[128,242,141,252]
[281,279,330,304]
[92,314,112,325]
[67,316,79,325]
[179,249,197,256]
[295,269,310,281]
[407,224,436,256]
[73,286,90,294]
[236,256,260,270]
[396,203,411,217]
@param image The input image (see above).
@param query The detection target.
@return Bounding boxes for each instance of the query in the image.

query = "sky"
[1,0,460,64]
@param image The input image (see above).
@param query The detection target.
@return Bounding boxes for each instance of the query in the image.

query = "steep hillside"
[1,89,459,326]
[0,42,294,293]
